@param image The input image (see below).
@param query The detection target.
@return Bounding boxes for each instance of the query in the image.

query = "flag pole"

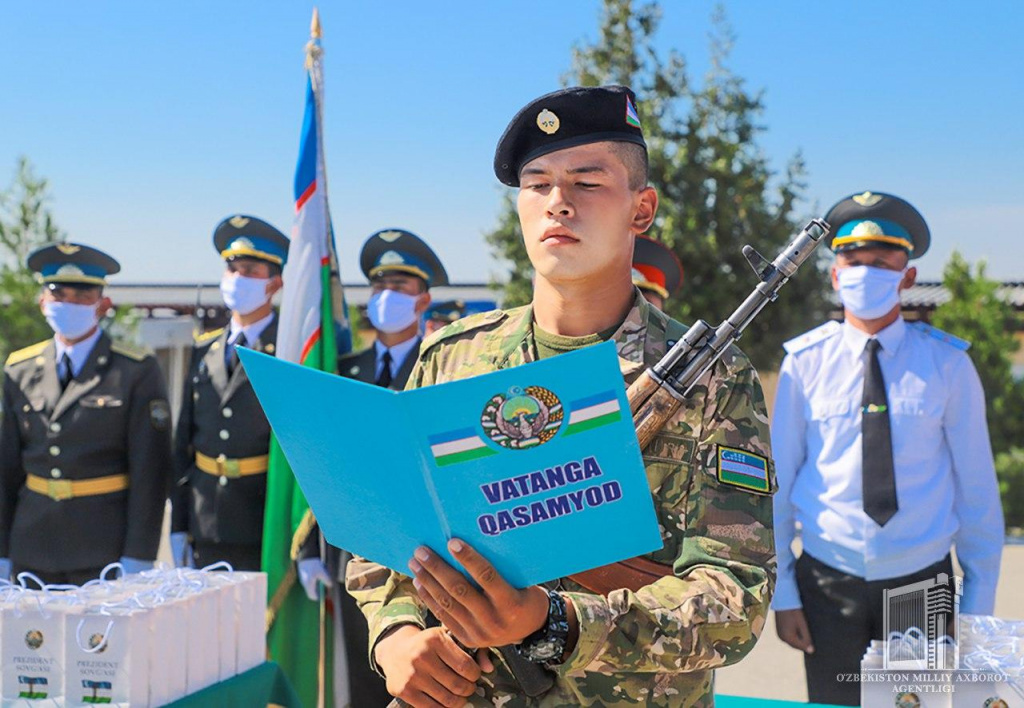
[306,11,329,707]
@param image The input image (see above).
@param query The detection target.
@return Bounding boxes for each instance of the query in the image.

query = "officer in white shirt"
[771,191,1004,705]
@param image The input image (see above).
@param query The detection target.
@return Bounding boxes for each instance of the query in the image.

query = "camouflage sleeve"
[345,349,436,671]
[557,354,776,676]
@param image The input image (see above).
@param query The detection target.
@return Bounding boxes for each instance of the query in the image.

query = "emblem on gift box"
[894,692,920,708]
[87,632,108,653]
[24,629,43,650]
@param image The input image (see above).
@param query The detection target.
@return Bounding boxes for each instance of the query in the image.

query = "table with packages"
[0,566,268,706]
[166,661,300,707]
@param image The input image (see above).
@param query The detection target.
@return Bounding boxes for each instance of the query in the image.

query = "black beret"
[27,242,120,286]
[214,214,290,266]
[494,85,647,187]
[825,191,930,259]
[360,228,449,288]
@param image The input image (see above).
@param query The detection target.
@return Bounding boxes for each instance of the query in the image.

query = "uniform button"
[49,446,60,456]
[218,476,228,487]
[51,468,62,479]
[193,392,200,401]
[219,429,230,440]
[50,422,62,433]
[222,407,233,418]
[22,404,30,412]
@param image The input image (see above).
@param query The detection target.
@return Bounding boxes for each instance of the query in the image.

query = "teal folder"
[238,341,662,587]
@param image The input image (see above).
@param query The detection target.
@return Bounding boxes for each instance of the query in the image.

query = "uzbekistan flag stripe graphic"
[718,446,770,492]
[564,390,621,436]
[430,429,497,466]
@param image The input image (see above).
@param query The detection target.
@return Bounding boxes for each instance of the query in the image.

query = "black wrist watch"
[515,590,569,664]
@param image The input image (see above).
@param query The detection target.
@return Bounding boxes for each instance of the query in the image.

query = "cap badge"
[229,237,254,251]
[229,215,250,228]
[536,109,560,135]
[378,230,403,243]
[56,243,81,255]
[853,191,883,207]
[379,250,405,266]
[56,264,84,277]
[625,96,642,128]
[851,220,884,237]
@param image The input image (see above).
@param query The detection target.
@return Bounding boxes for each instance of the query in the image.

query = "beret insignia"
[536,109,560,135]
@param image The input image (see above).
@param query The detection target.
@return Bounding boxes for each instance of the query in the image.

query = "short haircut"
[609,142,649,191]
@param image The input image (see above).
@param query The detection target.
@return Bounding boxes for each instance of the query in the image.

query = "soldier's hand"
[408,539,549,649]
[374,625,481,707]
[775,608,815,654]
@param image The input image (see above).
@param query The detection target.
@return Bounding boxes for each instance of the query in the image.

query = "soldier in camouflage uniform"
[347,86,776,707]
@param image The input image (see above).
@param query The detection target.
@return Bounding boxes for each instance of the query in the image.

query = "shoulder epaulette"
[910,322,971,351]
[193,327,224,346]
[783,321,841,354]
[110,341,152,361]
[5,340,49,367]
[420,308,511,351]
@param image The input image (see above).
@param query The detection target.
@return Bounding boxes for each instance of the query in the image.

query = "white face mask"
[836,265,906,320]
[220,274,270,316]
[43,301,100,340]
[367,290,420,334]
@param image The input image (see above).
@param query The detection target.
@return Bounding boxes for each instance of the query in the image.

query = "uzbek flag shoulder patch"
[716,446,771,493]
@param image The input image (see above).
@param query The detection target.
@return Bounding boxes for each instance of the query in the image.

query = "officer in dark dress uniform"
[0,243,173,585]
[298,228,448,706]
[170,215,289,571]
[632,234,683,310]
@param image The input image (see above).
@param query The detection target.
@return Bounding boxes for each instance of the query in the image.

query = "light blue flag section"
[238,341,663,588]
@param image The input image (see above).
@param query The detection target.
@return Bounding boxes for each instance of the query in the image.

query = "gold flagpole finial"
[310,7,322,39]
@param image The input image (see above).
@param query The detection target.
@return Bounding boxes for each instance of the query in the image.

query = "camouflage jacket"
[347,291,777,706]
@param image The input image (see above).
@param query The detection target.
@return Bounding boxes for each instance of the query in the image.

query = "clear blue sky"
[1,1,1021,286]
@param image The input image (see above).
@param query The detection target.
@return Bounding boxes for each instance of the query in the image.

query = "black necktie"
[862,338,898,526]
[228,333,247,374]
[376,350,393,388]
[59,353,73,390]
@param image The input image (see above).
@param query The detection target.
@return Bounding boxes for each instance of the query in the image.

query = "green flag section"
[262,10,348,705]
[262,438,328,708]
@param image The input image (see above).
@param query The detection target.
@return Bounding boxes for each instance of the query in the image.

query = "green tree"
[0,157,63,362]
[931,251,1024,455]
[485,1,832,370]
[0,158,140,365]
[932,251,1024,529]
